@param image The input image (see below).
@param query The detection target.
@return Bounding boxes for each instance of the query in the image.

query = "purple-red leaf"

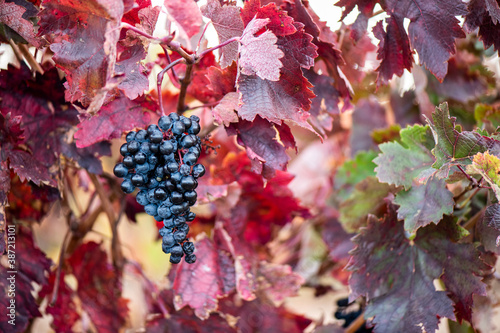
[201,0,244,68]
[74,96,151,148]
[239,17,284,81]
[38,0,124,107]
[0,0,42,47]
[68,242,129,333]
[164,0,202,39]
[373,17,413,86]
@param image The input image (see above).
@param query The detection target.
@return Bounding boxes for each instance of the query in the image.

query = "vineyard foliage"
[1,0,500,332]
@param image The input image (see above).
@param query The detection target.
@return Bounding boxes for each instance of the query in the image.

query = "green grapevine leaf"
[427,103,491,177]
[374,124,435,189]
[339,176,395,233]
[335,150,377,200]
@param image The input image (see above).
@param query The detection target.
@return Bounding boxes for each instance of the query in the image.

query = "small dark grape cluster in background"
[334,298,373,332]
[113,113,205,264]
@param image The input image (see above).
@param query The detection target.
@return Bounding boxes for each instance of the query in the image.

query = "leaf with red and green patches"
[74,96,151,148]
[164,0,202,39]
[38,0,124,107]
[348,211,489,330]
[201,0,244,68]
[68,242,129,333]
[0,0,42,46]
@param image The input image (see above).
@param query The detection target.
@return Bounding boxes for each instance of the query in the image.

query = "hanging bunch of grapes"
[113,113,205,264]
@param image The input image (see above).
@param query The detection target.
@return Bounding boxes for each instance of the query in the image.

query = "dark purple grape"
[170,244,183,257]
[135,129,148,141]
[183,152,198,166]
[131,174,145,187]
[185,253,196,264]
[180,116,192,129]
[162,243,172,254]
[113,163,128,177]
[154,188,167,200]
[169,113,180,121]
[163,233,176,248]
[177,223,189,234]
[136,190,149,206]
[184,191,197,205]
[164,218,175,228]
[171,192,183,204]
[135,162,149,174]
[150,143,159,153]
[158,206,171,219]
[180,134,197,148]
[170,205,184,215]
[170,255,182,264]
[167,161,179,173]
[123,156,135,168]
[179,164,191,176]
[183,242,195,255]
[158,115,171,131]
[127,140,140,154]
[147,124,160,135]
[186,212,196,221]
[174,230,187,243]
[121,179,135,194]
[181,176,196,191]
[140,141,151,155]
[146,178,159,189]
[150,130,163,143]
[134,152,147,164]
[188,121,200,135]
[170,172,182,184]
[160,141,174,155]
[126,131,136,142]
[144,203,158,216]
[165,180,176,191]
[192,164,205,178]
[172,121,186,135]
[190,115,200,122]
[120,143,129,156]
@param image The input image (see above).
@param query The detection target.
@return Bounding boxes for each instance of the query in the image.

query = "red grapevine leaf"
[201,0,244,68]
[38,0,124,107]
[241,0,297,37]
[213,225,257,300]
[0,270,41,332]
[74,96,151,148]
[206,62,238,100]
[373,17,413,86]
[227,117,290,178]
[164,0,202,39]
[258,262,304,305]
[0,0,42,47]
[240,17,284,81]
[0,226,52,331]
[213,92,239,126]
[227,298,312,333]
[335,0,377,40]
[0,161,9,209]
[465,0,500,52]
[39,272,80,332]
[350,97,388,154]
[68,241,129,333]
[7,150,52,186]
[236,74,312,131]
[322,217,355,262]
[385,0,467,80]
[115,43,149,100]
[172,234,228,319]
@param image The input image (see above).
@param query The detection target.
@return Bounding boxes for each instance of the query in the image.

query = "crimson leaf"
[0,0,42,47]
[164,0,202,39]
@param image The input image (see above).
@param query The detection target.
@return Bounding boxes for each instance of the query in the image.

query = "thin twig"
[121,22,173,45]
[196,22,212,52]
[162,45,179,84]
[66,205,104,254]
[88,173,124,270]
[177,62,194,114]
[457,165,478,187]
[17,44,44,74]
[157,58,185,116]
[50,229,72,306]
[8,40,24,65]
[345,312,366,333]
[196,36,240,60]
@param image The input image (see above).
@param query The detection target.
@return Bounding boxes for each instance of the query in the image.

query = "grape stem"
[157,58,185,116]
[50,229,71,306]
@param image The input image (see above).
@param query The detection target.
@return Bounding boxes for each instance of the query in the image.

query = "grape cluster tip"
[113,113,205,264]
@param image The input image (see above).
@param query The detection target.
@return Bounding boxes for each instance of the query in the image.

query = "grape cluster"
[334,298,372,332]
[113,113,205,264]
